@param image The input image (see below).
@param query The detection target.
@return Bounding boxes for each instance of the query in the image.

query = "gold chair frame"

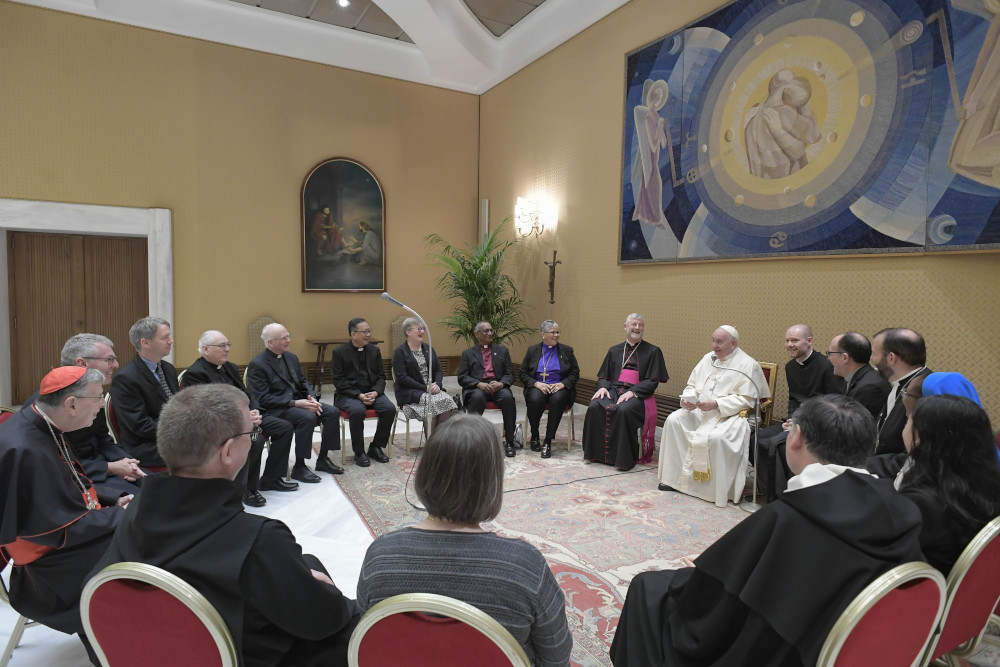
[922,515,1000,666]
[738,361,777,427]
[81,561,238,667]
[1,559,38,667]
[520,402,575,453]
[347,592,530,667]
[816,561,946,666]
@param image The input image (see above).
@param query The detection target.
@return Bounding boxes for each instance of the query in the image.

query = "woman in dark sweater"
[356,414,572,666]
[898,394,1000,573]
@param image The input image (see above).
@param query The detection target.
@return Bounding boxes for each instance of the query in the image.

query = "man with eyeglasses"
[247,323,342,483]
[331,318,396,466]
[1,366,130,662]
[826,332,890,419]
[457,320,519,457]
[21,334,146,503]
[755,324,842,500]
[109,316,179,469]
[91,384,361,666]
[183,330,298,507]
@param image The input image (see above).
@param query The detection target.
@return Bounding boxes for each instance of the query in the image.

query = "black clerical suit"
[582,340,668,469]
[520,342,580,443]
[610,471,924,667]
[92,475,360,666]
[845,363,891,419]
[0,408,123,639]
[876,367,931,455]
[246,350,339,461]
[109,354,179,468]
[331,343,396,455]
[758,352,842,500]
[457,343,517,444]
[182,357,295,488]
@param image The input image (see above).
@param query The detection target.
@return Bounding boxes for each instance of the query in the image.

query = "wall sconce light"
[515,197,544,238]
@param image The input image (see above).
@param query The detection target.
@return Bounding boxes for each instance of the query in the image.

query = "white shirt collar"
[786,462,872,492]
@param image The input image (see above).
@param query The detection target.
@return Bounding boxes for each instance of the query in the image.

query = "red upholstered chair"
[1,553,39,667]
[816,562,945,666]
[348,593,530,667]
[0,407,15,426]
[922,516,1000,666]
[521,403,576,453]
[340,409,396,465]
[104,393,121,444]
[81,561,238,667]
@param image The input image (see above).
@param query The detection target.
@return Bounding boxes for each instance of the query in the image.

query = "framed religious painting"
[618,0,1000,263]
[301,158,386,292]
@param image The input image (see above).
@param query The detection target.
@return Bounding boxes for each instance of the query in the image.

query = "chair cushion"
[358,611,512,666]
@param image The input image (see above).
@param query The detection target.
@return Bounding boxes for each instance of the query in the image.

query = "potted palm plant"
[426,217,534,346]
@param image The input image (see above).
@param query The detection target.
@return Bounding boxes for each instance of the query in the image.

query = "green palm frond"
[426,217,533,346]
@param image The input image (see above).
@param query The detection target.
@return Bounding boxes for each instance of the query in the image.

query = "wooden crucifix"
[543,250,561,304]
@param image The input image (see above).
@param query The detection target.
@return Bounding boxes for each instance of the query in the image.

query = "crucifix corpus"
[543,250,561,304]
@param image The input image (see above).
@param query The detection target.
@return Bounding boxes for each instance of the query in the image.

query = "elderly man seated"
[92,384,361,665]
[658,325,769,507]
[613,395,924,667]
[0,367,130,659]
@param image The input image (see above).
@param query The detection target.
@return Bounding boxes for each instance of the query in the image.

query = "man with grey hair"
[247,322,342,482]
[37,333,144,501]
[0,366,129,656]
[658,325,769,507]
[182,330,297,506]
[92,384,360,665]
[457,320,518,457]
[109,316,178,468]
[582,313,668,470]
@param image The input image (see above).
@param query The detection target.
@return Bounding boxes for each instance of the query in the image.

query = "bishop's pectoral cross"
[539,368,551,382]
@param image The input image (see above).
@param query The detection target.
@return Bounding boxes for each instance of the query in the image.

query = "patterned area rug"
[334,415,749,667]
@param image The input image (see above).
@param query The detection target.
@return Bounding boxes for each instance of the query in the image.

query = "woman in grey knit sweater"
[356,414,573,666]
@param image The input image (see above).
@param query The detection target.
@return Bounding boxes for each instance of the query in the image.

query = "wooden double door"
[8,231,148,404]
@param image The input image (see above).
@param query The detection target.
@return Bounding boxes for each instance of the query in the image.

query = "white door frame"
[0,198,173,405]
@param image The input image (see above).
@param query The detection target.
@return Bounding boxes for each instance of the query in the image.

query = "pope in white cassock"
[658,325,770,507]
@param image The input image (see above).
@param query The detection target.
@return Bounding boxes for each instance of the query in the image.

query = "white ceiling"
[12,0,631,94]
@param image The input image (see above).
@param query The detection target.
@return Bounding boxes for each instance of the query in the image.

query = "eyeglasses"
[826,350,846,357]
[477,328,494,334]
[205,343,232,349]
[76,394,106,401]
[543,330,561,335]
[222,425,262,446]
[354,329,373,335]
[409,327,426,332]
[82,356,118,365]
[273,335,291,342]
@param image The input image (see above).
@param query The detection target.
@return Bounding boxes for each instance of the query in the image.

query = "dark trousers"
[333,394,396,453]
[267,404,340,461]
[254,414,294,483]
[524,387,572,441]
[754,423,790,500]
[465,387,517,443]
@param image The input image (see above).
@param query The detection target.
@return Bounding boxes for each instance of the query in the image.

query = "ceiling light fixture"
[337,0,350,7]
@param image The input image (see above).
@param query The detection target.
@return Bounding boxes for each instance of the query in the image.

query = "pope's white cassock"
[658,347,770,507]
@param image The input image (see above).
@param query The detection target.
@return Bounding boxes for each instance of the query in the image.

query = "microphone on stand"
[710,353,764,512]
[381,292,407,309]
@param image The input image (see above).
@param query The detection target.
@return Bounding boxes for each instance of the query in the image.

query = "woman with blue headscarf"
[894,373,1000,573]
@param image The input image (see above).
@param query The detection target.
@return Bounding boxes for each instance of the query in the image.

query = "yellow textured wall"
[481,0,1000,418]
[0,2,480,366]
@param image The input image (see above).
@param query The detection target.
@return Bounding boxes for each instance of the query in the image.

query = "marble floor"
[0,379,528,666]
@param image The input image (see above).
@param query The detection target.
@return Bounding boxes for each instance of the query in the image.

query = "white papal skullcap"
[718,325,739,341]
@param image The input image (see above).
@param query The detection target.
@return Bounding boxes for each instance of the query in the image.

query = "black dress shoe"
[291,465,321,483]
[367,446,389,463]
[540,441,552,459]
[315,456,345,475]
[529,438,541,452]
[354,452,371,467]
[243,490,267,507]
[505,443,516,458]
[259,478,299,492]
[658,483,676,492]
